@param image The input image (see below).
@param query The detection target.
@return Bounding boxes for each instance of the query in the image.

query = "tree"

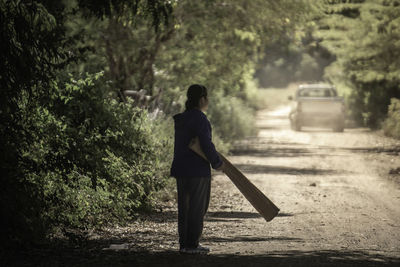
[315,0,400,127]
[0,0,173,244]
[64,0,310,138]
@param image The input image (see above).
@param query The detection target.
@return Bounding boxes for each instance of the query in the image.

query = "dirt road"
[205,106,400,259]
[6,106,400,266]
[134,106,400,266]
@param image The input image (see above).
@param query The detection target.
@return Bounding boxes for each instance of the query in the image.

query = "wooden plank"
[189,137,280,222]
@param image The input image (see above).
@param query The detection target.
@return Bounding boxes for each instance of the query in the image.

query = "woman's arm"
[193,114,223,169]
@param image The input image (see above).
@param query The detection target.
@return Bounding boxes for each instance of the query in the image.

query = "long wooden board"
[189,137,280,222]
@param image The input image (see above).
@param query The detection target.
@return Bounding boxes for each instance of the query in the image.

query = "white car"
[288,84,345,132]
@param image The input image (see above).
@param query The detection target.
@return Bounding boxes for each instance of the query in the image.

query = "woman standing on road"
[170,84,224,254]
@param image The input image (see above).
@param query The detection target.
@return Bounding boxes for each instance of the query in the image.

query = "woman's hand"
[216,161,225,172]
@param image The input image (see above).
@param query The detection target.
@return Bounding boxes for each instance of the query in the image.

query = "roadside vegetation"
[316,0,400,129]
[0,0,309,245]
[383,98,400,139]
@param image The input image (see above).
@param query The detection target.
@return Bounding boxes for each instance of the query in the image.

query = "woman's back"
[170,108,220,178]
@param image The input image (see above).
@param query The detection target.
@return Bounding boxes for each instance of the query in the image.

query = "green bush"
[383,98,400,139]
[208,91,257,144]
[3,72,173,243]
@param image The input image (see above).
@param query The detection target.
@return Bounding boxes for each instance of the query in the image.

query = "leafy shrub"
[3,72,173,243]
[208,91,257,144]
[383,98,400,139]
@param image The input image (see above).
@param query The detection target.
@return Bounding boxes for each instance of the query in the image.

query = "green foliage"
[383,98,400,139]
[2,72,172,243]
[254,31,333,88]
[77,0,173,30]
[315,0,400,128]
[0,0,69,244]
[54,0,312,168]
[0,0,67,101]
[155,0,308,92]
[153,0,309,145]
[208,93,257,143]
[1,0,311,246]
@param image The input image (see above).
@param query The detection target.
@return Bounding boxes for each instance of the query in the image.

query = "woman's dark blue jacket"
[170,108,222,178]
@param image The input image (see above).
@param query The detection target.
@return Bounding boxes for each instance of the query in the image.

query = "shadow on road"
[142,211,294,224]
[342,146,400,155]
[207,211,293,219]
[235,163,341,175]
[203,235,302,243]
[207,211,262,219]
[256,125,287,131]
[231,145,315,158]
[3,248,399,266]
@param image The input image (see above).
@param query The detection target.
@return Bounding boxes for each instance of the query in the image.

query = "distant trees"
[315,0,400,128]
[254,32,334,88]
[64,0,310,139]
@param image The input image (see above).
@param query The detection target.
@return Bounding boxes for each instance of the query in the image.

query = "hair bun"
[185,84,207,110]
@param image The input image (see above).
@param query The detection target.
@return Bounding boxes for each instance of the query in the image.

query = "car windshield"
[298,88,337,97]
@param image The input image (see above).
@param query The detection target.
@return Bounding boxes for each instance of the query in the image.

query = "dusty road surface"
[5,106,400,267]
[203,107,400,262]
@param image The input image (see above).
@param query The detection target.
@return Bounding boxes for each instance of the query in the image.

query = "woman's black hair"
[185,84,208,110]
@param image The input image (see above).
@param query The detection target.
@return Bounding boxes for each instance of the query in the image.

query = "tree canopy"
[314,0,400,127]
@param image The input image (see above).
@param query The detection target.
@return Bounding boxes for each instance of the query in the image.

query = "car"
[288,84,345,132]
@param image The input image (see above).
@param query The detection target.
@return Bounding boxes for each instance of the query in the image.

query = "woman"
[170,84,224,254]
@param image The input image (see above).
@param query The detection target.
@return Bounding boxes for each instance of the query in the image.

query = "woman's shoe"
[180,245,210,255]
